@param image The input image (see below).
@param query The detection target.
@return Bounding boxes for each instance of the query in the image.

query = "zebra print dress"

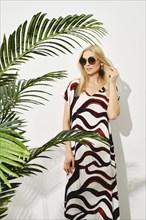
[64,79,120,220]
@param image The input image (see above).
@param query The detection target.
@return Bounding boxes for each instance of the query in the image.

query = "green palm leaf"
[0,70,67,128]
[0,129,109,188]
[0,128,30,187]
[29,129,109,161]
[0,12,107,79]
[0,183,20,219]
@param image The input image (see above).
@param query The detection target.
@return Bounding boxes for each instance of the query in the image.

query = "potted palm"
[0,12,109,219]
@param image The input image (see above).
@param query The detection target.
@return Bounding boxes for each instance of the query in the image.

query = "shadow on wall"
[111,77,132,220]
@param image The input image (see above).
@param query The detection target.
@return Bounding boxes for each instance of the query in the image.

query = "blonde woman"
[63,45,120,220]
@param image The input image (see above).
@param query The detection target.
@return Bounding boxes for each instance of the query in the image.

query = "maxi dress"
[64,79,120,220]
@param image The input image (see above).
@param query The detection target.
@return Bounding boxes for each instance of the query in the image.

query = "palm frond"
[9,129,109,184]
[0,70,67,126]
[0,118,26,135]
[14,163,48,177]
[0,72,18,87]
[0,13,107,78]
[0,128,30,187]
[17,70,67,93]
[0,80,26,130]
[0,183,20,219]
[29,129,109,161]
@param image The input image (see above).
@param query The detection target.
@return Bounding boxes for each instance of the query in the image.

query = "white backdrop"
[1,1,145,220]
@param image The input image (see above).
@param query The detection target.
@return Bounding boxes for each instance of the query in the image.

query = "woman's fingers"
[64,159,75,175]
[108,66,119,83]
[63,152,75,175]
[67,163,70,175]
[71,159,75,169]
[64,162,70,175]
[109,67,119,76]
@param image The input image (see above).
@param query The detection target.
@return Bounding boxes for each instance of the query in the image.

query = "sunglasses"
[79,56,97,66]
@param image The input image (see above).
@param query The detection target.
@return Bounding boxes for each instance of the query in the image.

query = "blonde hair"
[77,45,111,96]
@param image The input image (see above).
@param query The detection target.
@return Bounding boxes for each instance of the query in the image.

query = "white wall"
[1,1,145,219]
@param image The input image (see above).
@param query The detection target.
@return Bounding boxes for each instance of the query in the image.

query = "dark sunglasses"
[79,56,97,66]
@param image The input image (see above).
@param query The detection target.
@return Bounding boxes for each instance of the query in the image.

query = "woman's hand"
[108,66,119,84]
[64,151,75,175]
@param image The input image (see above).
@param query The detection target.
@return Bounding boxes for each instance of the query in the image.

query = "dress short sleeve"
[63,79,79,105]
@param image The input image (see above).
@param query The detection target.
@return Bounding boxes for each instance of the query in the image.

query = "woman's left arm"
[107,67,120,120]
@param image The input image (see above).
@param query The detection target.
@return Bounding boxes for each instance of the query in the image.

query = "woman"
[63,45,120,220]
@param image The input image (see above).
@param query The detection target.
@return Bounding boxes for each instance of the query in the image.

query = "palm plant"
[0,12,109,219]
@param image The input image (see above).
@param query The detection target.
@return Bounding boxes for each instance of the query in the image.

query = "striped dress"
[64,79,120,220]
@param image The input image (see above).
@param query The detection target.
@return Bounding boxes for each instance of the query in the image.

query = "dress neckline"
[84,85,106,96]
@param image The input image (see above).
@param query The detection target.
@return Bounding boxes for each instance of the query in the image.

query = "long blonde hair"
[77,45,111,96]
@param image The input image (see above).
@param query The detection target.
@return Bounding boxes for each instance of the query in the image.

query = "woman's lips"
[86,68,92,71]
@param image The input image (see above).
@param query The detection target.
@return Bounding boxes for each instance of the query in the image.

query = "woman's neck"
[87,73,100,85]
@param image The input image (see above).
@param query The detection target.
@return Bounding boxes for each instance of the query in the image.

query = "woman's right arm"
[63,101,75,175]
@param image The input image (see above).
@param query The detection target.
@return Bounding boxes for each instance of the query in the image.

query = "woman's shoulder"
[68,78,79,90]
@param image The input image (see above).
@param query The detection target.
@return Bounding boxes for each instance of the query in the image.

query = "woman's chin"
[86,71,98,76]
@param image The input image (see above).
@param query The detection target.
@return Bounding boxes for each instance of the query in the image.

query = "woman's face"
[81,50,100,76]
